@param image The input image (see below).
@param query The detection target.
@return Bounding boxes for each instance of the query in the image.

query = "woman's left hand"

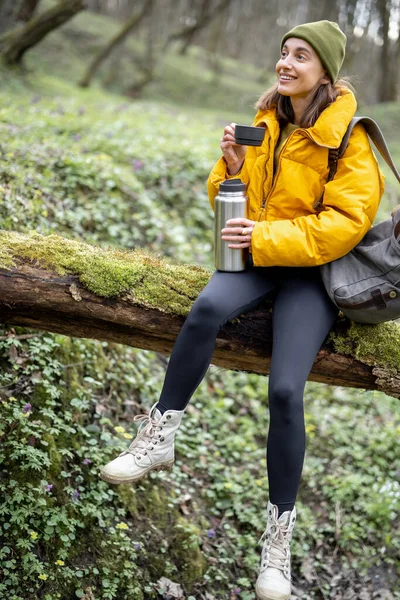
[221,218,256,249]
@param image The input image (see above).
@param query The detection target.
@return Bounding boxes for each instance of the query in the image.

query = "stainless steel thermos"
[214,179,249,272]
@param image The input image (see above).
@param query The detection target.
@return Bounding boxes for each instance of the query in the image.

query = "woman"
[100,20,384,600]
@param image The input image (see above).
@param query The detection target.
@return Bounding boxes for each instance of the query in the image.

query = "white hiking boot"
[255,501,297,600]
[99,402,184,484]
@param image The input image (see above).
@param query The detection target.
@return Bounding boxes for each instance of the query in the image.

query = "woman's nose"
[278,55,293,69]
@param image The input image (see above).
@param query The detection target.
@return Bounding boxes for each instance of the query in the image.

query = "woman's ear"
[321,71,330,85]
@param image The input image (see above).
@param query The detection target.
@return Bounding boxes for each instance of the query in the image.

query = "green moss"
[42,432,63,477]
[136,485,173,528]
[0,231,210,315]
[329,320,400,372]
[31,381,51,407]
[116,485,139,518]
[170,517,208,588]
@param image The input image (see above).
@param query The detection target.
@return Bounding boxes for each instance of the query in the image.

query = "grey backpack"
[319,117,400,324]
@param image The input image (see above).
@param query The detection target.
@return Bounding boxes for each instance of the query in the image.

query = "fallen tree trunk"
[0,231,399,398]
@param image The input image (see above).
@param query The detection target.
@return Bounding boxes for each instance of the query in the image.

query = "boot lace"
[120,402,163,457]
[258,518,291,578]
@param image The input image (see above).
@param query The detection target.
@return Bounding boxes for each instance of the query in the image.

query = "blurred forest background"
[0,1,399,600]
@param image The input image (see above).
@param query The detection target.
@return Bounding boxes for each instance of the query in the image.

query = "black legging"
[157,264,338,513]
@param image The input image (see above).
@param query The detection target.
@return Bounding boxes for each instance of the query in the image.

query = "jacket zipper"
[257,129,339,221]
[258,131,296,219]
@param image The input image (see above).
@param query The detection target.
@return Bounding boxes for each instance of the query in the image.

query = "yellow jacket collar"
[254,88,357,149]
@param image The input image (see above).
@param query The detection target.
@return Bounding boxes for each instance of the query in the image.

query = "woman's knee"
[186,293,222,333]
[268,380,304,419]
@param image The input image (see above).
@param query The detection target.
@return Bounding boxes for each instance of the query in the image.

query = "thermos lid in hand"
[219,179,246,193]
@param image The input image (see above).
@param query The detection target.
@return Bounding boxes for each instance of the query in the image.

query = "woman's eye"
[297,54,306,60]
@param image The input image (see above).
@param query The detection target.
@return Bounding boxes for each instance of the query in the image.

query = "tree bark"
[17,0,41,22]
[178,0,212,55]
[0,0,25,34]
[125,12,155,96]
[0,0,86,65]
[78,0,153,88]
[164,0,233,53]
[0,260,399,399]
[377,0,396,102]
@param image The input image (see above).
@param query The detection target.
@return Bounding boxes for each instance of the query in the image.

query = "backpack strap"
[313,116,400,211]
[341,116,400,183]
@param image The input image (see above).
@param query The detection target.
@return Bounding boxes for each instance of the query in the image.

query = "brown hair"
[255,78,355,128]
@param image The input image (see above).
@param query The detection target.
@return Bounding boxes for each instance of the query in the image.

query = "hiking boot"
[99,402,184,484]
[255,501,297,600]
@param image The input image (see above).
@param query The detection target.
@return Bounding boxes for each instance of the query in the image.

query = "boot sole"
[99,459,175,485]
[255,582,290,600]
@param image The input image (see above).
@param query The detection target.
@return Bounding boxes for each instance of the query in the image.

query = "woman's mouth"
[279,74,297,82]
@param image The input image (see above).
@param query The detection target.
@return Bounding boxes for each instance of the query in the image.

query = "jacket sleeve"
[251,124,385,267]
[207,156,250,211]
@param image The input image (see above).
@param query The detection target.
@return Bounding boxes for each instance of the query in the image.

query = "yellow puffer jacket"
[207,89,385,267]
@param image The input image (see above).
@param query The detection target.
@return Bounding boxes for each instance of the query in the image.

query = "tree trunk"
[0,0,86,65]
[0,254,399,399]
[377,0,396,102]
[306,0,339,24]
[395,7,400,101]
[206,11,224,76]
[125,13,155,96]
[17,0,41,22]
[165,0,233,53]
[78,0,153,88]
[86,0,102,11]
[178,0,212,55]
[0,0,25,34]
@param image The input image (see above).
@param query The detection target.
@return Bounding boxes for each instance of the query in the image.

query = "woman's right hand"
[220,122,247,176]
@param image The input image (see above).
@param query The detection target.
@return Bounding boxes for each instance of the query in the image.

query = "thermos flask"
[214,178,249,272]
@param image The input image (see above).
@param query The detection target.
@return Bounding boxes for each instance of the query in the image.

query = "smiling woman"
[99,19,385,600]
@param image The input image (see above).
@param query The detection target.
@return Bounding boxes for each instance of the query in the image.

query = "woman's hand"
[221,218,255,250]
[220,123,247,175]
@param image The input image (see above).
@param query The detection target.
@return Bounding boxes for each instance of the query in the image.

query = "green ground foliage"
[0,10,400,600]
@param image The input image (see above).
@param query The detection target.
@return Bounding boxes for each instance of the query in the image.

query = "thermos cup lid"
[219,179,246,193]
[234,125,266,146]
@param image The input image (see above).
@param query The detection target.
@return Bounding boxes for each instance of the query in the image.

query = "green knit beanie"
[281,20,346,83]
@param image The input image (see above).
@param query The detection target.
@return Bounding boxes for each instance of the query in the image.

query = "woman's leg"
[100,266,281,485]
[266,268,338,515]
[157,267,280,413]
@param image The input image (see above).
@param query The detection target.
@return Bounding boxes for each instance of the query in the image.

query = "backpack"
[319,117,400,324]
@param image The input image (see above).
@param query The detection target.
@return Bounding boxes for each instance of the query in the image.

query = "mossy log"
[0,231,400,399]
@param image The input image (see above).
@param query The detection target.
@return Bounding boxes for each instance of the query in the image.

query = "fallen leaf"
[31,370,42,383]
[69,283,82,302]
[373,590,394,600]
[291,584,307,598]
[156,577,185,599]
[179,493,192,515]
[82,588,96,600]
[343,589,357,600]
[180,464,194,476]
[300,556,315,583]
[179,503,190,515]
[330,574,343,587]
